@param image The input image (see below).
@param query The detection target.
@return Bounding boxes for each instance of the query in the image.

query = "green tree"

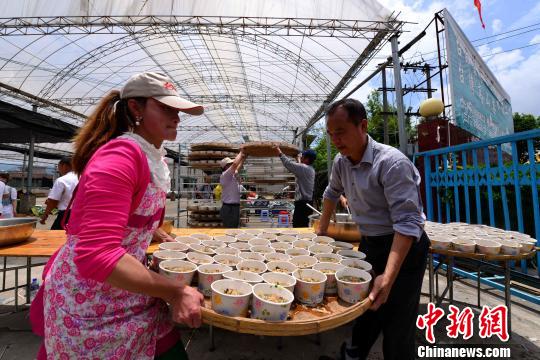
[513,112,540,162]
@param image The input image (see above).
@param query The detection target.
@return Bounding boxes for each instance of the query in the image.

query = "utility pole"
[381,68,389,145]
[390,36,408,155]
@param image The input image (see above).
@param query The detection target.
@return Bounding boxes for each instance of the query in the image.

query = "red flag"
[474,0,486,29]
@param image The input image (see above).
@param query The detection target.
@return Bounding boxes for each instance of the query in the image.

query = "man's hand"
[272,145,282,156]
[368,273,393,310]
[40,214,48,225]
[339,195,348,208]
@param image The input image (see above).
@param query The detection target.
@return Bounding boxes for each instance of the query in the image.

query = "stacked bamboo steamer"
[189,142,239,170]
[187,203,223,228]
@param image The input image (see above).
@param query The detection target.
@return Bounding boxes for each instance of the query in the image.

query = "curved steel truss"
[0,4,403,158]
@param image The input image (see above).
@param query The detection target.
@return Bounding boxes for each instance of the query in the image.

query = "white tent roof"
[0,0,400,158]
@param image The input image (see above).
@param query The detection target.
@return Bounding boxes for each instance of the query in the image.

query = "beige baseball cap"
[120,72,204,115]
[220,157,234,169]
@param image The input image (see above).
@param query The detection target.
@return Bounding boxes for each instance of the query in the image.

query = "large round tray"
[191,142,239,152]
[241,142,300,158]
[201,296,371,336]
[188,150,238,160]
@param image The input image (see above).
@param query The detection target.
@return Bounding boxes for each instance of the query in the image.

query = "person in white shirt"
[40,157,79,230]
[219,151,246,228]
[0,173,17,218]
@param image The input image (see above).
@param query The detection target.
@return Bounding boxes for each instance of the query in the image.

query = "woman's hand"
[152,228,175,243]
[169,286,204,328]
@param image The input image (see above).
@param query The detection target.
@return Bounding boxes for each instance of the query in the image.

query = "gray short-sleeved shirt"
[323,135,425,239]
[279,154,315,201]
[220,167,241,204]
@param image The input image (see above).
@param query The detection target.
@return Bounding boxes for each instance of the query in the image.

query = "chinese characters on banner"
[443,9,513,142]
[416,303,509,343]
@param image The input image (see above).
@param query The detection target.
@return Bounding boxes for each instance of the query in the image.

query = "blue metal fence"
[414,128,540,276]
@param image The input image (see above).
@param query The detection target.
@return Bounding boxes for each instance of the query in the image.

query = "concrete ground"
[0,198,538,359]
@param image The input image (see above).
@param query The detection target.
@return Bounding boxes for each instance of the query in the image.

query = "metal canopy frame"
[0,9,404,158]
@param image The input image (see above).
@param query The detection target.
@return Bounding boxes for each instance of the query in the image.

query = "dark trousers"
[220,203,240,228]
[292,200,312,228]
[50,210,70,230]
[351,231,429,360]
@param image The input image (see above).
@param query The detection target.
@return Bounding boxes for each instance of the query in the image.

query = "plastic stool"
[260,209,270,222]
[277,213,290,227]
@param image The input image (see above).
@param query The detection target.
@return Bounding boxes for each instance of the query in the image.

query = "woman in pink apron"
[30,72,205,359]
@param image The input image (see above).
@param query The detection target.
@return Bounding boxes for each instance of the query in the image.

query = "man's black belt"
[222,203,240,206]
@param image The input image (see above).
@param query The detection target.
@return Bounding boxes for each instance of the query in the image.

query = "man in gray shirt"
[219,150,246,228]
[318,99,428,360]
[273,146,316,227]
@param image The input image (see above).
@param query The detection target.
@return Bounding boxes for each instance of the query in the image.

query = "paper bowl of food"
[335,267,372,304]
[292,239,314,250]
[223,270,263,285]
[296,232,317,240]
[270,242,293,253]
[312,262,346,294]
[186,252,214,265]
[251,283,294,322]
[152,250,186,269]
[239,252,265,262]
[261,272,296,293]
[331,241,354,252]
[158,242,189,252]
[309,244,334,255]
[265,252,291,262]
[286,248,310,257]
[340,258,373,272]
[250,245,275,255]
[292,269,327,306]
[248,238,271,247]
[159,260,197,286]
[236,233,255,242]
[211,279,253,317]
[244,229,264,236]
[190,233,213,241]
[175,236,201,246]
[213,235,237,243]
[313,236,335,246]
[451,238,476,253]
[430,236,453,251]
[499,240,522,255]
[201,240,226,249]
[337,250,367,260]
[197,263,232,297]
[280,229,299,237]
[214,247,241,256]
[266,260,298,275]
[258,233,278,241]
[188,243,216,256]
[229,242,251,251]
[213,254,241,267]
[516,238,535,253]
[314,253,343,264]
[290,255,318,269]
[225,229,245,237]
[276,235,297,243]
[236,260,267,274]
[475,239,501,255]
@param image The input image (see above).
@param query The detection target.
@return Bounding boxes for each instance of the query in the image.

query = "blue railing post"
[461,150,471,224]
[527,140,540,277]
[472,150,482,224]
[452,152,460,222]
[496,145,510,230]
[484,147,496,226]
[424,155,434,220]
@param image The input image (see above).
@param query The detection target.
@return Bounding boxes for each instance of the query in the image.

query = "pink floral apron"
[42,182,173,359]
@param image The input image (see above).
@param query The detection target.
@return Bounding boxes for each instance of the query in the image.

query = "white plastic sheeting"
[0,0,396,158]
